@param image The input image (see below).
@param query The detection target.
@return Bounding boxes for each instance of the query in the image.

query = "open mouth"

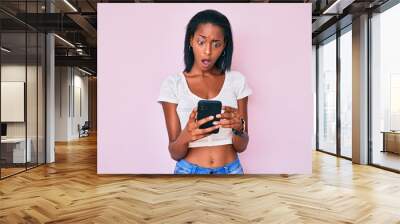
[201,59,211,67]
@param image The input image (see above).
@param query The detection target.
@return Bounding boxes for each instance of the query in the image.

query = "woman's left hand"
[214,106,242,131]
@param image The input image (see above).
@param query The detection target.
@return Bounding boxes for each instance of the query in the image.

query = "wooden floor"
[1,134,400,223]
[0,167,26,178]
[1,163,45,178]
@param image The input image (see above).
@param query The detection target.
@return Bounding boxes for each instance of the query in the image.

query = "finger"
[188,122,198,130]
[220,124,236,129]
[197,115,215,126]
[196,125,221,135]
[222,106,237,113]
[188,108,197,122]
[218,112,235,119]
[215,119,235,126]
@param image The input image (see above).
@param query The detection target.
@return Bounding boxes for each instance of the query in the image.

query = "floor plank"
[1,134,400,223]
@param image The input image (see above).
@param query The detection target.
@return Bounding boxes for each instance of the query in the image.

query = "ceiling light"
[63,0,78,12]
[322,0,354,15]
[78,67,93,76]
[1,47,11,53]
[54,34,75,48]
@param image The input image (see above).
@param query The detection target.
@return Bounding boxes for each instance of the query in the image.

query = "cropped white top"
[157,70,252,148]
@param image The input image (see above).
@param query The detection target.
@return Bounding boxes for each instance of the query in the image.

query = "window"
[371,2,400,171]
[317,36,337,154]
[339,27,352,158]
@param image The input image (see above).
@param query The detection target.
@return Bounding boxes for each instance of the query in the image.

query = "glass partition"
[317,35,337,154]
[27,31,38,169]
[0,1,46,179]
[1,31,28,177]
[339,27,352,158]
[371,3,400,171]
[38,32,45,165]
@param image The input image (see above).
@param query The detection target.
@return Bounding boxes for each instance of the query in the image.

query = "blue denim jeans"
[174,158,244,174]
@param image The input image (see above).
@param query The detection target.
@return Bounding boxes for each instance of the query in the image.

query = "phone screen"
[196,100,222,134]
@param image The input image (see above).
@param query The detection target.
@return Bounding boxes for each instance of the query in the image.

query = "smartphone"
[196,100,222,134]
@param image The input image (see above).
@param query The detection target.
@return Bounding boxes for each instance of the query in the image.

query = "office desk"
[1,138,32,164]
[381,131,400,154]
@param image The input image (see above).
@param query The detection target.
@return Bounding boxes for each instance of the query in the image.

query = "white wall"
[55,66,70,141]
[1,65,42,137]
[1,65,26,132]
[72,73,89,138]
[1,64,46,164]
[55,67,89,141]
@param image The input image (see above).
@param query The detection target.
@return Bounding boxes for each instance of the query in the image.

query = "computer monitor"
[1,123,7,137]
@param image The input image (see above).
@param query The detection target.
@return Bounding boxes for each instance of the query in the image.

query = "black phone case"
[196,100,222,134]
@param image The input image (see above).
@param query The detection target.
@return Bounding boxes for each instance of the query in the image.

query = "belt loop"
[191,165,197,174]
[224,166,229,174]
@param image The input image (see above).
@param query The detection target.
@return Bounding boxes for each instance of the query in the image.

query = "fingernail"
[216,114,221,118]
[209,115,214,119]
[213,121,218,125]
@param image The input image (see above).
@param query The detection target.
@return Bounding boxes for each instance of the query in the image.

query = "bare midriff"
[184,144,237,168]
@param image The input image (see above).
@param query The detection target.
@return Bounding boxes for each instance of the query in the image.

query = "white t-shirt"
[157,70,252,148]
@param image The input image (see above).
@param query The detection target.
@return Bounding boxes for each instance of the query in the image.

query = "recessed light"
[322,0,354,15]
[63,0,78,12]
[54,34,75,48]
[1,47,11,53]
[78,67,93,76]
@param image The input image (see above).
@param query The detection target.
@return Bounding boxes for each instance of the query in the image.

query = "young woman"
[157,9,252,174]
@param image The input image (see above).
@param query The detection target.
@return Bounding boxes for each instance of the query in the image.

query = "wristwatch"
[232,118,246,136]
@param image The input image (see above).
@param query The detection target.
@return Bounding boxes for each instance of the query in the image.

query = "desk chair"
[78,121,90,138]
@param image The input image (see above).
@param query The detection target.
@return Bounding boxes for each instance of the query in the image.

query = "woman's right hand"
[182,107,220,143]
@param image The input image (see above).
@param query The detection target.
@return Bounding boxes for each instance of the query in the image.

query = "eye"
[212,41,222,48]
[197,38,205,46]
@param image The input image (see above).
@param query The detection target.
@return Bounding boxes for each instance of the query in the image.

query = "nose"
[204,43,211,55]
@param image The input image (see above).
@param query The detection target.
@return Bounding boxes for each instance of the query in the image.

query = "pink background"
[97,3,313,174]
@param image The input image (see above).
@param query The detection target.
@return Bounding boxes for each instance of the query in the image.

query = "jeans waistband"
[178,157,241,170]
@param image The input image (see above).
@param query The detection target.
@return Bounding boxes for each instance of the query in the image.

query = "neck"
[188,65,222,76]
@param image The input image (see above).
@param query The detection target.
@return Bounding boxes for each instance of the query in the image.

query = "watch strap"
[232,118,245,136]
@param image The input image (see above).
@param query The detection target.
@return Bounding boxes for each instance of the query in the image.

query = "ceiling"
[0,0,392,75]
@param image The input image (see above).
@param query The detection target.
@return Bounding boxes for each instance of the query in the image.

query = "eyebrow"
[198,34,222,42]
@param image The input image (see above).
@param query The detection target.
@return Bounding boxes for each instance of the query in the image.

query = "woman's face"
[190,23,226,72]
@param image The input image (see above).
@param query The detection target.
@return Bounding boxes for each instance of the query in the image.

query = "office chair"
[79,121,90,138]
